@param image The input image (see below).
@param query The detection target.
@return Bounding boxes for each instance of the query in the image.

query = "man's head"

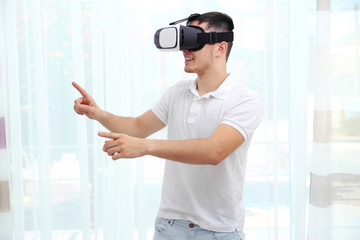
[186,12,234,61]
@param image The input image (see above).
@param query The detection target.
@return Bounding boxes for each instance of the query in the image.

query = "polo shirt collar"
[188,74,234,100]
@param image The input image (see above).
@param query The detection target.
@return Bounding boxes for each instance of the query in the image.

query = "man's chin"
[184,67,195,73]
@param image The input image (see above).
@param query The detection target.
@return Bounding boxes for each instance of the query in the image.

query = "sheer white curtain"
[1,0,359,239]
[0,8,11,236]
[308,0,360,239]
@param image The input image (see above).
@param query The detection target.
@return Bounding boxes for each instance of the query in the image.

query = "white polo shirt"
[151,74,262,232]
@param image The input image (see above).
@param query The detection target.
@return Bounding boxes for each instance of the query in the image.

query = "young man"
[73,12,261,240]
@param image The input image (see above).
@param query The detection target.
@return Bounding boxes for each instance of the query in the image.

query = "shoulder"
[220,75,262,138]
[225,75,261,107]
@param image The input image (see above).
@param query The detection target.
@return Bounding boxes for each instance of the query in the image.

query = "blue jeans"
[153,217,245,240]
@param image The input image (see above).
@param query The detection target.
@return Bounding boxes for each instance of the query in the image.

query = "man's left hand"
[98,131,147,160]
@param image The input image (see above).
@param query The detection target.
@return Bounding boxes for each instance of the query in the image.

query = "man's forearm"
[97,110,165,139]
[97,111,141,137]
[145,138,226,165]
[99,124,244,164]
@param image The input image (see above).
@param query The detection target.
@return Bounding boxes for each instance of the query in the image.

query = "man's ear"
[215,41,228,59]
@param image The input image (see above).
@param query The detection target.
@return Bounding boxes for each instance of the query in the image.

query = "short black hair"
[187,12,234,61]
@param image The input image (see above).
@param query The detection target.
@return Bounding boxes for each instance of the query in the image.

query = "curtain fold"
[2,1,25,239]
[289,0,310,239]
[0,20,11,237]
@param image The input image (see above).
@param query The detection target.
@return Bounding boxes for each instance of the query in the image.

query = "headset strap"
[197,32,234,44]
[169,13,201,25]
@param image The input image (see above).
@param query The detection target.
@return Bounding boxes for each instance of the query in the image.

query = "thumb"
[80,104,92,113]
[81,104,99,119]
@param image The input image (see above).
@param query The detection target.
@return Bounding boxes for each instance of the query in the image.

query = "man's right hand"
[72,81,103,120]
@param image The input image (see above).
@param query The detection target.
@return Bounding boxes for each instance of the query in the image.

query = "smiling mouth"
[185,57,193,62]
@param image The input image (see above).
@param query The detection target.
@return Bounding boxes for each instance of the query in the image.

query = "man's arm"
[99,124,245,165]
[99,110,166,138]
[72,82,165,138]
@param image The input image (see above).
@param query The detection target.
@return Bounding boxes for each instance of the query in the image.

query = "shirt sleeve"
[151,85,176,126]
[221,92,262,140]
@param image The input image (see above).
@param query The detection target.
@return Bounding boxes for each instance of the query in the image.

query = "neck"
[196,66,229,96]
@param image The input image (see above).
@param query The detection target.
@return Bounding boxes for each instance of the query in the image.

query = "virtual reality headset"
[154,13,234,51]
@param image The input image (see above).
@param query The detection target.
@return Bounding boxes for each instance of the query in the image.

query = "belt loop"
[167,219,175,226]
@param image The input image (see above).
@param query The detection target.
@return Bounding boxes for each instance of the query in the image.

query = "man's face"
[182,21,217,75]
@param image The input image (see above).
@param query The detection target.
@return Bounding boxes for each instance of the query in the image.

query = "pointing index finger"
[72,81,89,98]
[98,131,119,139]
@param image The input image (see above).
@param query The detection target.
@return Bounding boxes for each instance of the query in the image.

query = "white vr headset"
[154,13,234,51]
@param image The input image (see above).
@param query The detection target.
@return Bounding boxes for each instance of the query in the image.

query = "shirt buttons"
[189,223,195,228]
[187,100,202,124]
